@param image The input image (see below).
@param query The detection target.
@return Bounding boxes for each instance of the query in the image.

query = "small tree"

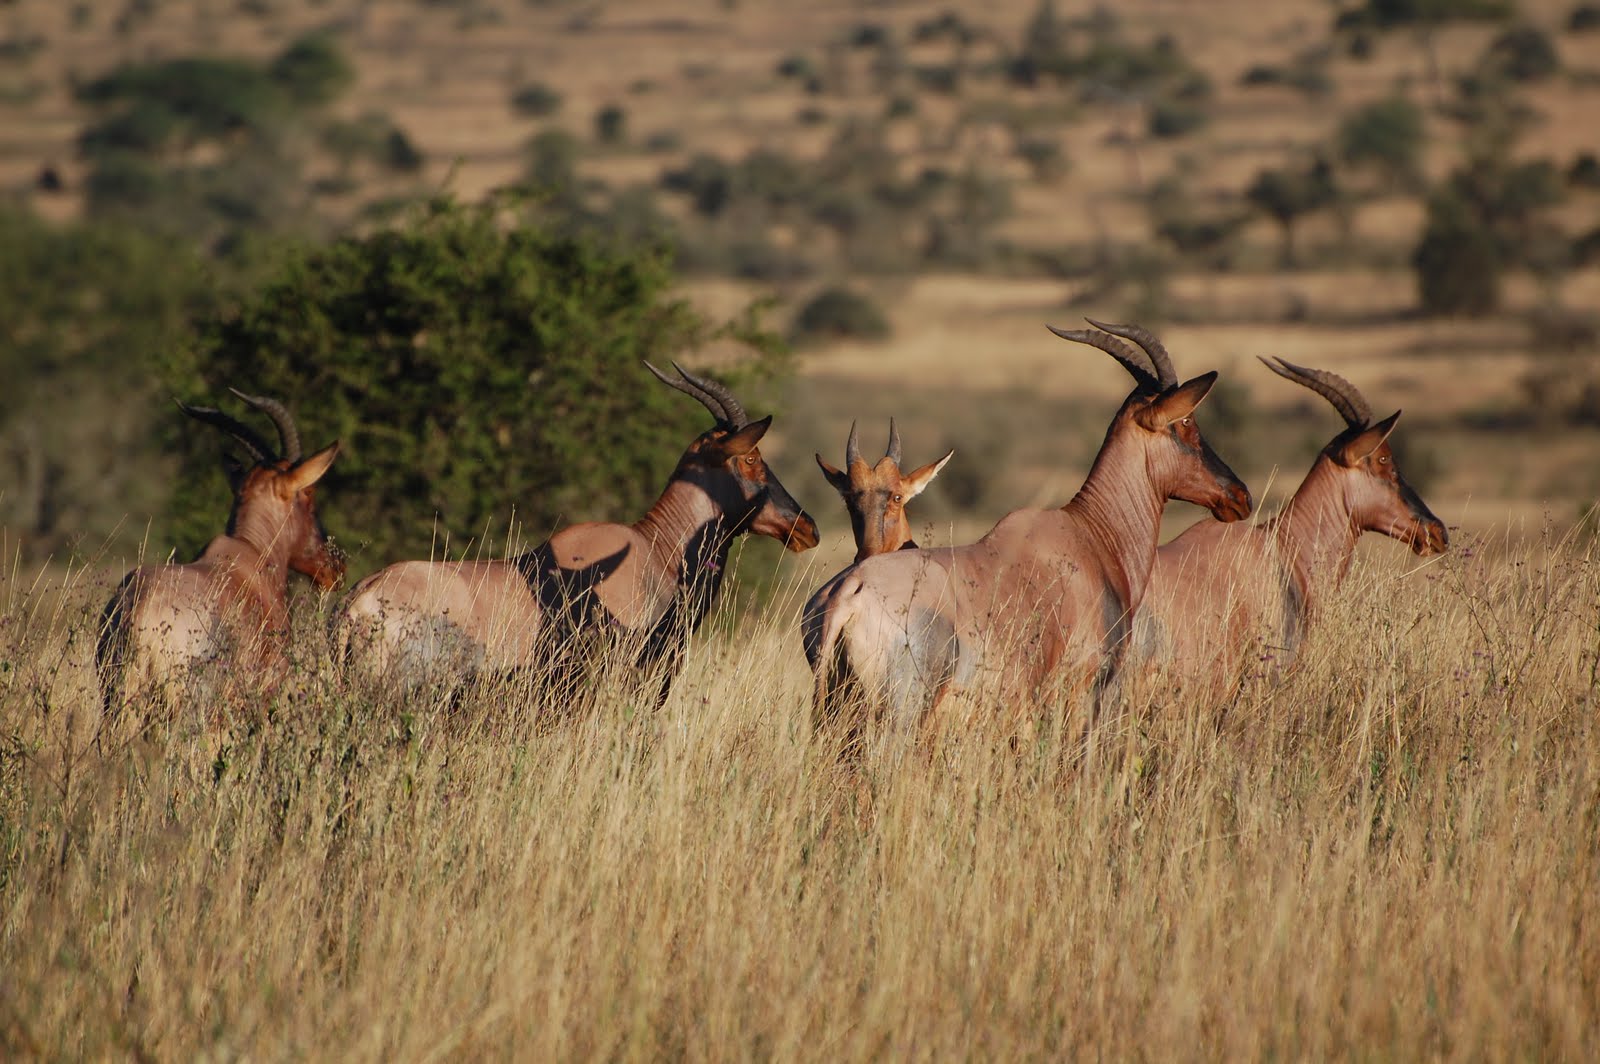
[1247,157,1339,266]
[594,104,627,144]
[1338,95,1426,189]
[163,198,786,563]
[1413,186,1501,314]
[790,286,891,345]
[1480,25,1561,81]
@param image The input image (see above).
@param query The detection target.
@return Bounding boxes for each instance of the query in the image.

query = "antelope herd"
[97,320,1447,745]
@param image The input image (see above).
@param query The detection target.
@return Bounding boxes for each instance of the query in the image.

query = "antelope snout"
[1212,481,1253,523]
[785,512,821,552]
[1411,518,1449,557]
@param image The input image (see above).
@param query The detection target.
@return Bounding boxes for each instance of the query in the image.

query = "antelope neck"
[1063,427,1167,609]
[632,478,742,572]
[1270,455,1363,598]
[220,498,297,585]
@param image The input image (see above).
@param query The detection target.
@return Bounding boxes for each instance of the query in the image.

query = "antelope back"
[817,420,953,562]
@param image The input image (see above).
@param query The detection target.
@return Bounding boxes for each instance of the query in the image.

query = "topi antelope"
[336,362,819,699]
[804,320,1252,742]
[1133,357,1446,680]
[98,392,343,710]
[816,419,953,563]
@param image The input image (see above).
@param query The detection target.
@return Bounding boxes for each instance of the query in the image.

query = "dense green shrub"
[270,32,354,106]
[1413,187,1501,313]
[594,104,627,144]
[791,286,891,345]
[1570,4,1600,31]
[1335,0,1515,29]
[1246,158,1339,266]
[77,56,289,147]
[0,210,218,558]
[1480,25,1560,81]
[1338,96,1426,187]
[321,112,426,176]
[163,198,785,563]
[1147,98,1208,138]
[510,82,563,117]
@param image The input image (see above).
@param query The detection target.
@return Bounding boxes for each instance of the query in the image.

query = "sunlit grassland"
[1,521,1597,1059]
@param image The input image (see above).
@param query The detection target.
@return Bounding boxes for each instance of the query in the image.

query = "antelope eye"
[893,493,903,503]
[1379,456,1389,464]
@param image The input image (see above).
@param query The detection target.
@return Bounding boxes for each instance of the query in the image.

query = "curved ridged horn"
[845,420,863,467]
[644,360,729,424]
[886,417,902,467]
[1046,324,1160,393]
[175,399,274,465]
[1258,357,1372,428]
[1084,318,1177,389]
[228,389,301,462]
[671,361,749,429]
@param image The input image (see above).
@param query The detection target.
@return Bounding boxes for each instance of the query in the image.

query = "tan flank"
[805,320,1253,741]
[336,363,819,696]
[97,392,343,711]
[1136,358,1448,687]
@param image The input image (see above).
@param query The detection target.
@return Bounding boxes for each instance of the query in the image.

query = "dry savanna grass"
[1,516,1596,1059]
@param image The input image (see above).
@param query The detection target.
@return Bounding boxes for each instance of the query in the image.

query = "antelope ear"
[816,453,851,494]
[1339,410,1401,465]
[1137,371,1218,429]
[901,449,955,501]
[286,441,340,493]
[720,416,772,457]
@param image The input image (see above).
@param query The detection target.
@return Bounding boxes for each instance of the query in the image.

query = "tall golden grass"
[2,519,1597,1059]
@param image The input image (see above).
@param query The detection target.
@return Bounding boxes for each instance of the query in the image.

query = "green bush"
[594,104,627,144]
[1570,4,1600,31]
[0,210,217,559]
[1413,187,1501,314]
[510,82,563,117]
[1147,98,1208,138]
[1480,25,1560,81]
[1338,96,1426,187]
[790,286,891,345]
[162,198,786,563]
[1336,0,1515,29]
[270,32,354,106]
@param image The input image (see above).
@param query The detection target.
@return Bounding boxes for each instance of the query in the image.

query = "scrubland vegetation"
[1,1,1599,1054]
[2,519,1596,1058]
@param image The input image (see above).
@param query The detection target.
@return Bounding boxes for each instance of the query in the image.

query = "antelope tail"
[806,573,865,731]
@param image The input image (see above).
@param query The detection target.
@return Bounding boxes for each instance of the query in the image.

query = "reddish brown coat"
[806,322,1252,733]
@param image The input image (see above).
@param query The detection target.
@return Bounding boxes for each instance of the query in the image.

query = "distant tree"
[594,104,627,144]
[1338,95,1426,189]
[270,32,354,106]
[510,81,563,117]
[791,286,891,345]
[0,210,216,558]
[1247,157,1339,266]
[1570,4,1600,32]
[1413,186,1501,313]
[1480,24,1561,81]
[1411,146,1564,314]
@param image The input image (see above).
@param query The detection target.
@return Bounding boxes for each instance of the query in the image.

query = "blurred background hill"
[0,0,1597,575]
